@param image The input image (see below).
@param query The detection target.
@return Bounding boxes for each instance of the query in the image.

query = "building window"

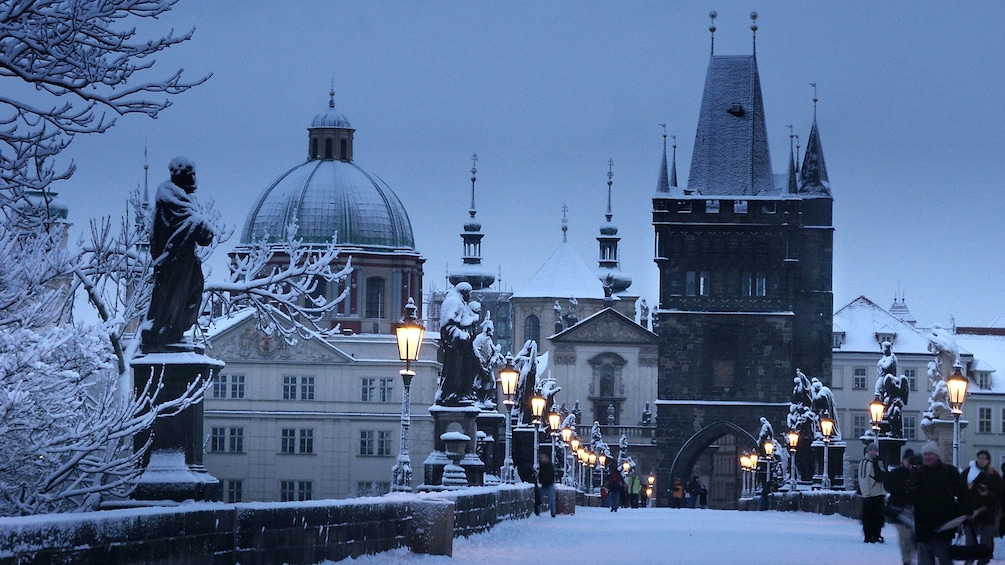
[978,372,991,390]
[365,277,385,318]
[734,200,748,214]
[224,480,243,503]
[904,369,918,391]
[210,427,226,452]
[284,376,315,400]
[524,315,540,347]
[379,378,394,402]
[230,375,246,398]
[279,481,312,502]
[979,407,993,434]
[1001,407,1005,434]
[357,481,390,496]
[211,374,245,400]
[852,414,868,439]
[705,200,720,213]
[832,332,845,349]
[212,374,226,399]
[853,368,867,390]
[903,414,916,440]
[362,378,375,402]
[761,202,776,214]
[281,428,314,454]
[377,430,392,456]
[229,427,244,453]
[755,272,766,296]
[740,272,766,297]
[677,200,692,213]
[686,271,710,297]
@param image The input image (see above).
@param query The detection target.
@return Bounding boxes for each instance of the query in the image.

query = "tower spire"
[656,124,670,193]
[750,12,758,55]
[597,160,631,294]
[709,10,717,55]
[447,153,494,290]
[469,153,478,218]
[605,158,614,222]
[561,204,568,243]
[799,84,830,195]
[670,134,678,189]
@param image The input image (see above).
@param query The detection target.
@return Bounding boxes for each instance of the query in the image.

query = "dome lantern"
[308,89,355,162]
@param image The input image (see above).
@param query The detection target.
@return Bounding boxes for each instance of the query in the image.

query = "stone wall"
[737,490,862,520]
[0,485,536,565]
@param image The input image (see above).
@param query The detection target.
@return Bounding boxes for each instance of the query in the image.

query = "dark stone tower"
[651,21,833,505]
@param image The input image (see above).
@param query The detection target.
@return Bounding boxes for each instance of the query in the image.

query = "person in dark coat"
[964,449,1002,565]
[517,462,540,515]
[606,470,623,512]
[141,157,214,352]
[858,442,887,543]
[912,441,972,565]
[537,453,557,517]
[885,448,919,565]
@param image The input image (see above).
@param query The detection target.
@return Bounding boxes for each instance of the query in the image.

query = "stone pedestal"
[421,406,484,489]
[130,349,224,502]
[922,418,968,464]
[476,410,505,483]
[811,440,846,490]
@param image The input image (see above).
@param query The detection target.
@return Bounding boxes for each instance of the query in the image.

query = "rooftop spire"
[799,84,831,195]
[448,153,494,290]
[670,134,678,189]
[709,10,717,55]
[469,153,478,218]
[750,12,758,55]
[656,125,670,193]
[561,204,568,243]
[605,158,614,222]
[597,160,631,294]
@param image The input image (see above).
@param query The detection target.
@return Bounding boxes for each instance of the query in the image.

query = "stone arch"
[669,421,757,492]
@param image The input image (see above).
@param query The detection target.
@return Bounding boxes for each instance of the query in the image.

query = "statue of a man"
[141,157,214,353]
[436,282,479,406]
[472,315,502,408]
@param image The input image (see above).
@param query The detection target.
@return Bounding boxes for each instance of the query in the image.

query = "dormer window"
[875,332,897,346]
[832,331,845,349]
[705,200,720,213]
[978,371,991,390]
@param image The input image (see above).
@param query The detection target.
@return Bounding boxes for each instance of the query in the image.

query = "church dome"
[241,93,415,250]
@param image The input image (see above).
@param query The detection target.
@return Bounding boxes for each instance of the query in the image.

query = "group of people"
[668,475,708,509]
[602,468,647,511]
[858,440,1001,565]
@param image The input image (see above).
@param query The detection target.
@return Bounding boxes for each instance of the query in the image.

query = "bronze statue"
[141,157,214,352]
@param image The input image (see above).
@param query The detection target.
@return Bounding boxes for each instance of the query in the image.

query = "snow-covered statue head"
[926,325,960,381]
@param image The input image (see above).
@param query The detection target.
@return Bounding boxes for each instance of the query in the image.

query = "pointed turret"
[799,86,830,196]
[448,154,495,290]
[786,137,798,196]
[656,130,670,194]
[597,160,632,294]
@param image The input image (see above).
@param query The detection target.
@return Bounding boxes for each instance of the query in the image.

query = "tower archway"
[669,421,757,509]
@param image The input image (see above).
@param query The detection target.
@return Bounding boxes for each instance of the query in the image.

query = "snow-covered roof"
[832,296,931,354]
[512,239,605,299]
[687,55,773,196]
[955,331,1005,393]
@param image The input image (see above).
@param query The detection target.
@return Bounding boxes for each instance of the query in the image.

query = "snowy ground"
[336,506,1005,565]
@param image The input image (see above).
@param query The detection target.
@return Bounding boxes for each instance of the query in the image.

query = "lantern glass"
[787,430,799,449]
[570,437,580,452]
[498,363,519,399]
[561,427,573,443]
[763,440,774,457]
[531,395,546,420]
[869,399,885,426]
[820,414,834,438]
[598,453,607,467]
[589,453,597,466]
[947,363,968,412]
[648,474,655,486]
[548,411,561,432]
[394,299,424,363]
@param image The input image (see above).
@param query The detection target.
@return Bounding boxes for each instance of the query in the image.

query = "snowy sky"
[338,504,942,565]
[55,2,1005,328]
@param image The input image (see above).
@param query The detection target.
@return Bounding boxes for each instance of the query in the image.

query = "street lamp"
[498,356,520,484]
[947,361,969,468]
[531,394,546,479]
[548,411,561,464]
[622,460,631,474]
[869,398,885,433]
[647,474,655,507]
[391,298,424,493]
[820,411,834,489]
[786,430,799,490]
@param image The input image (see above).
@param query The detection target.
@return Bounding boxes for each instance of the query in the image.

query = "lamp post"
[762,439,775,495]
[869,398,885,434]
[947,361,969,468]
[786,430,799,490]
[531,394,546,480]
[820,411,834,490]
[561,427,574,487]
[391,298,424,493]
[588,451,597,492]
[498,357,520,484]
[548,411,561,464]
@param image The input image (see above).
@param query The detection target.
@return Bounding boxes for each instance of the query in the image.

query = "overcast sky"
[57,2,1005,330]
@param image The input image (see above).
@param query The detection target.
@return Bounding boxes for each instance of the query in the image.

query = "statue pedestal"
[130,349,224,502]
[476,410,505,484]
[421,406,484,489]
[922,418,968,464]
[811,440,846,490]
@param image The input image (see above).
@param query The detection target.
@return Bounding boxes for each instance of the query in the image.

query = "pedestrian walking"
[912,441,972,565]
[858,442,887,543]
[626,472,642,508]
[963,449,1001,565]
[538,453,557,518]
[606,470,623,512]
[670,477,685,508]
[884,448,918,565]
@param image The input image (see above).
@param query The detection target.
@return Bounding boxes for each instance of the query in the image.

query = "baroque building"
[203,94,438,502]
[651,22,833,507]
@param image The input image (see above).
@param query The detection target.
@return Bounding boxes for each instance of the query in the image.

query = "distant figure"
[912,441,971,564]
[571,401,582,426]
[858,442,887,544]
[142,157,215,353]
[537,453,557,517]
[640,403,652,426]
[965,449,1002,563]
[606,403,616,425]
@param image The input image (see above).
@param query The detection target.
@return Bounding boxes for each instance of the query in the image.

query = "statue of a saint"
[472,313,502,409]
[640,403,652,426]
[141,157,215,353]
[436,282,480,406]
[513,340,540,425]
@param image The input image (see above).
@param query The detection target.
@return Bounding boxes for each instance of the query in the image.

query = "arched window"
[311,138,318,159]
[365,277,385,318]
[324,138,333,159]
[340,138,348,160]
[524,314,540,346]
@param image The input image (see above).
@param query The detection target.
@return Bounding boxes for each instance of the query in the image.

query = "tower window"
[311,138,319,159]
[340,138,348,160]
[324,138,333,159]
[365,277,385,318]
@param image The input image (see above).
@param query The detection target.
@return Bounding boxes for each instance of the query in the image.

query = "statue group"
[436,282,502,408]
